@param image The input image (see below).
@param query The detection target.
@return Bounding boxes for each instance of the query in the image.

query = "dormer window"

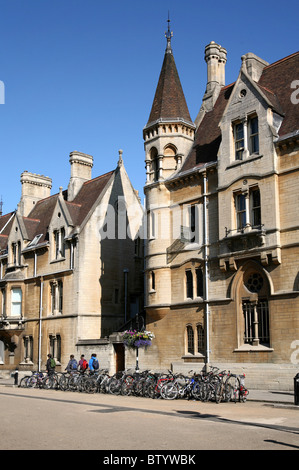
[11,241,21,266]
[233,115,259,160]
[53,227,65,259]
[27,234,43,248]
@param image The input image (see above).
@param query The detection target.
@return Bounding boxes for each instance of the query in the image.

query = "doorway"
[114,343,125,372]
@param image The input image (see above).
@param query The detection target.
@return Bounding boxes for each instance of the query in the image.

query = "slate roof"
[258,51,299,138]
[145,44,193,128]
[179,50,299,175]
[0,170,115,252]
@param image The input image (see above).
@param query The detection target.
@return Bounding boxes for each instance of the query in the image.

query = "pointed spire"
[165,12,173,54]
[145,16,193,128]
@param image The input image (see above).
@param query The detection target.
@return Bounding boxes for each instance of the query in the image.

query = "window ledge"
[234,344,273,352]
[226,154,263,170]
[50,257,66,264]
[181,353,205,359]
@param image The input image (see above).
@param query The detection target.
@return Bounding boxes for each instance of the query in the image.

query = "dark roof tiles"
[0,169,115,250]
[146,50,193,127]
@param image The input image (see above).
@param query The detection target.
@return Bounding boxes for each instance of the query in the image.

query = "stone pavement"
[0,376,298,408]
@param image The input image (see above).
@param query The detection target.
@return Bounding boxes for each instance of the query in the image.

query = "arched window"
[150,147,159,182]
[185,270,193,299]
[186,325,194,354]
[164,144,176,157]
[234,264,270,348]
[242,271,269,345]
[197,324,205,352]
[164,144,178,172]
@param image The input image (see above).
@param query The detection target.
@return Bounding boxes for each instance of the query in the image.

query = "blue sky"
[0,0,298,214]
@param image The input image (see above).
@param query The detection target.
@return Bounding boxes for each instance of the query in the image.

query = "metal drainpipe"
[34,251,37,277]
[203,171,210,370]
[38,277,43,372]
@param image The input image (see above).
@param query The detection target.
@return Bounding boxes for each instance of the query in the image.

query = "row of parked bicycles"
[18,366,249,403]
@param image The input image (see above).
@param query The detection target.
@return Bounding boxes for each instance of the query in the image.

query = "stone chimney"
[203,41,227,111]
[19,171,52,217]
[241,53,269,82]
[67,151,93,201]
[195,41,227,126]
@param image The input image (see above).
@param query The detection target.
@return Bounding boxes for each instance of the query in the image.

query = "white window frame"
[11,287,22,317]
[233,114,259,161]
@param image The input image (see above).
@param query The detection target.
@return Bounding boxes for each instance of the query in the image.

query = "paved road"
[0,386,298,452]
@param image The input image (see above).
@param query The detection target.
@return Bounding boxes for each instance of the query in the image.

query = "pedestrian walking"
[46,354,56,376]
[65,354,78,373]
[78,354,88,373]
[89,353,99,373]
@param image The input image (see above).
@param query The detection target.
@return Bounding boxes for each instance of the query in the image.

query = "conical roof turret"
[145,22,193,129]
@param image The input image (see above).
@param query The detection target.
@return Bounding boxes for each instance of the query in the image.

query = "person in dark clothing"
[46,354,56,376]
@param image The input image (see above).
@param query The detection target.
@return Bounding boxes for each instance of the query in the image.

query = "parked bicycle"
[160,370,203,400]
[17,365,249,403]
[227,373,249,403]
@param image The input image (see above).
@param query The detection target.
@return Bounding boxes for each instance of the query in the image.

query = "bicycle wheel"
[27,375,38,388]
[99,376,109,393]
[226,375,240,403]
[161,382,178,400]
[108,378,121,395]
[223,383,233,402]
[68,375,79,391]
[136,378,147,397]
[199,381,212,401]
[43,374,58,390]
[146,382,157,399]
[121,376,134,396]
[191,382,202,400]
[215,382,224,404]
[58,374,69,391]
[77,375,88,393]
[19,376,31,388]
[85,377,97,393]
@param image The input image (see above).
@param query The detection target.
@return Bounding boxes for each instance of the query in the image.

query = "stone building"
[141,25,299,389]
[0,150,144,375]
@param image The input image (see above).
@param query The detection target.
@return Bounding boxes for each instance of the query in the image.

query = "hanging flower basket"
[121,330,155,350]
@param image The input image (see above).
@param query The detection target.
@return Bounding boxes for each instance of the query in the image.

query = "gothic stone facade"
[0,151,144,375]
[141,35,299,390]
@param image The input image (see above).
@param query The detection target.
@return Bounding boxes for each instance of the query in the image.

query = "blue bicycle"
[160,371,203,400]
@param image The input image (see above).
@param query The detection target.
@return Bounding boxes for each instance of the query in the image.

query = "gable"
[220,72,277,127]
